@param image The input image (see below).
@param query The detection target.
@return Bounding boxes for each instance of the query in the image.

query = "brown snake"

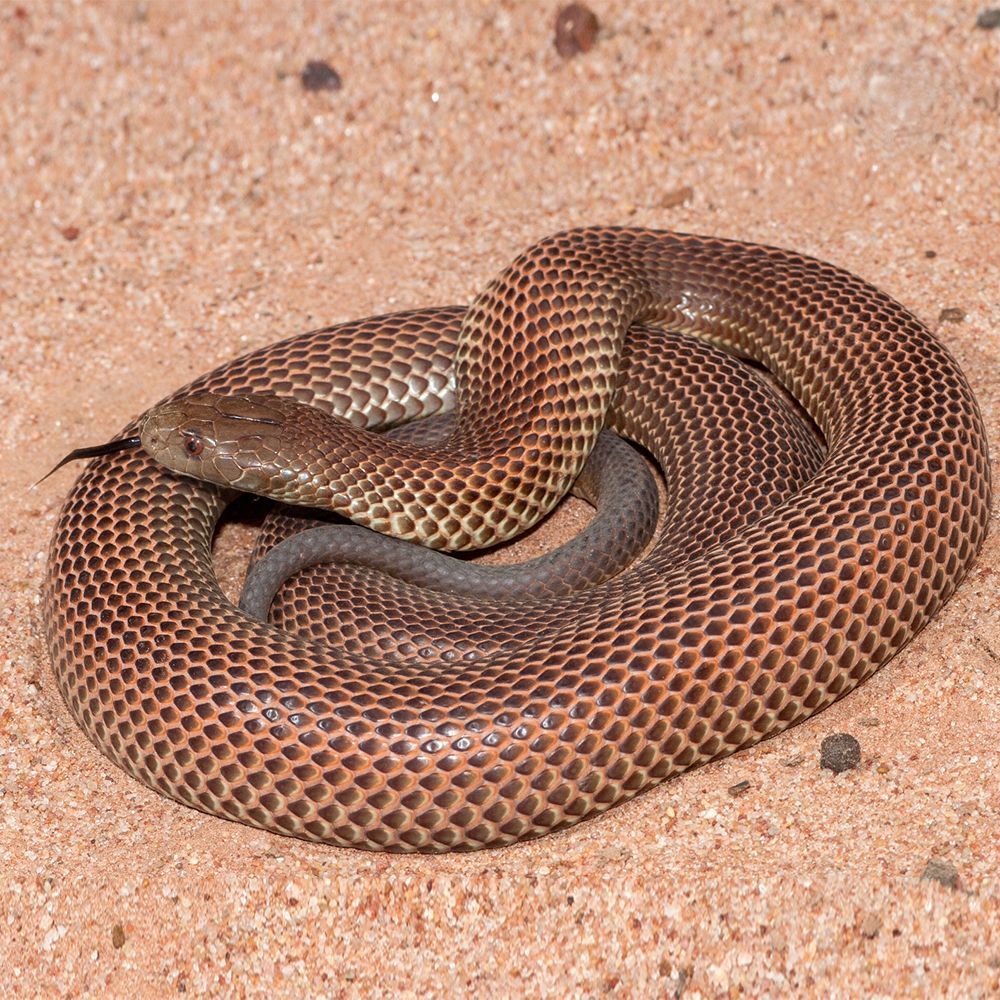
[44,228,991,852]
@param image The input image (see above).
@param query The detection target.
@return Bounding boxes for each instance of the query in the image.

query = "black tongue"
[33,436,142,487]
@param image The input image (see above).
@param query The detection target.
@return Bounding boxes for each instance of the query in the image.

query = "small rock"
[820,733,861,773]
[858,912,882,938]
[924,249,937,258]
[727,780,751,797]
[554,3,599,59]
[660,185,695,209]
[61,225,80,241]
[111,923,126,949]
[300,60,342,92]
[975,8,1000,29]
[921,858,959,889]
[938,307,966,323]
[857,715,880,727]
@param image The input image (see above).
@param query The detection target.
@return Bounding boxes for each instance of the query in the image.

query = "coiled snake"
[44,228,991,852]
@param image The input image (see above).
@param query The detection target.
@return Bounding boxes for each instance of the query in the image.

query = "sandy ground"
[2,1,999,997]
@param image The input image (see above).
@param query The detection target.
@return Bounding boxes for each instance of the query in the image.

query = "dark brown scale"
[43,229,991,852]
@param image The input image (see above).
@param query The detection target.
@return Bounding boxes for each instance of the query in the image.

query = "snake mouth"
[34,436,142,487]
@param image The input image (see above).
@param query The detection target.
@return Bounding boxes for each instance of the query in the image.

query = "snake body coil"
[44,229,991,852]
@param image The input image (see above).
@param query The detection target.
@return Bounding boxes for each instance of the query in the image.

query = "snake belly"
[44,229,991,852]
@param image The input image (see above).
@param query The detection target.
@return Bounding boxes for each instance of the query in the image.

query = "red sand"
[2,2,998,996]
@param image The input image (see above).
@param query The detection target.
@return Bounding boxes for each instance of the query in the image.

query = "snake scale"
[236,417,664,616]
[44,228,991,852]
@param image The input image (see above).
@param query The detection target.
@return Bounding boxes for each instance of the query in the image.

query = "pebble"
[727,780,751,797]
[660,186,695,209]
[111,923,126,949]
[975,8,1000,29]
[554,3,599,59]
[921,858,959,890]
[938,307,966,323]
[300,60,342,93]
[60,226,80,241]
[858,912,882,938]
[819,733,861,773]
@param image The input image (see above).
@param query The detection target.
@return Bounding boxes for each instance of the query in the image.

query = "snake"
[43,228,991,852]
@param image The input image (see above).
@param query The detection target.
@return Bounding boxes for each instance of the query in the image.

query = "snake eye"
[183,433,204,457]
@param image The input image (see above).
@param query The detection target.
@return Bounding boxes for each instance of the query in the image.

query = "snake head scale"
[139,392,323,497]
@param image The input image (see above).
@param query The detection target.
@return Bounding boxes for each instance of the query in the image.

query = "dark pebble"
[924,249,937,258]
[976,8,1000,29]
[921,858,959,889]
[727,780,751,796]
[61,225,80,241]
[819,733,861,773]
[938,307,966,323]
[554,3,599,59]
[111,922,126,948]
[300,60,342,93]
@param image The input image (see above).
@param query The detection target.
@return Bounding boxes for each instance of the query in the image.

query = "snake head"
[139,391,457,540]
[139,392,331,498]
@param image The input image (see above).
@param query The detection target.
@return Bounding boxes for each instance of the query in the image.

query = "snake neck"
[236,402,606,551]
